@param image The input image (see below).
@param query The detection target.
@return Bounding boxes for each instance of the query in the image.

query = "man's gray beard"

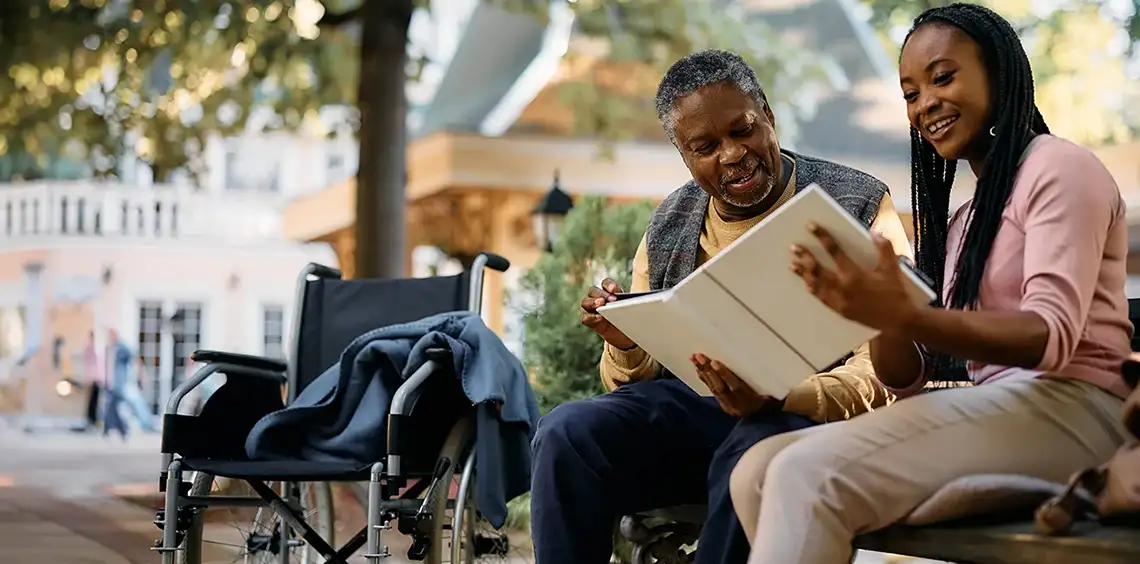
[720,172,777,208]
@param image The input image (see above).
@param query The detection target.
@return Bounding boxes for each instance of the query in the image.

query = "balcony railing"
[0,181,287,243]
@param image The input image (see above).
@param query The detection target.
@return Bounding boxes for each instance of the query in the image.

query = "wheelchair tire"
[425,411,477,564]
[424,412,474,563]
[423,410,513,564]
[181,471,334,564]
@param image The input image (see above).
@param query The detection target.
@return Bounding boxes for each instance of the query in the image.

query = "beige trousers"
[728,377,1127,564]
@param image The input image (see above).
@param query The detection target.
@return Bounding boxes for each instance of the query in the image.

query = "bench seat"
[855,517,1140,564]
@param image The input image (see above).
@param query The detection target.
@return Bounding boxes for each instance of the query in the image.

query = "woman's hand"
[790,223,920,334]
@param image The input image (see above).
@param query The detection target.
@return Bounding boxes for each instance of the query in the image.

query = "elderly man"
[528,50,915,564]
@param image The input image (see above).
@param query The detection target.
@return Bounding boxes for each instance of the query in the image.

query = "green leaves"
[548,0,839,152]
[0,0,357,181]
[4,0,844,182]
[858,0,1140,145]
[509,196,654,413]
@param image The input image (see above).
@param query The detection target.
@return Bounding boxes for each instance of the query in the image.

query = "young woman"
[726,4,1133,563]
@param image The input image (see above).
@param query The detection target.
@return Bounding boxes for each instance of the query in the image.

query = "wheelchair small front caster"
[152,508,194,548]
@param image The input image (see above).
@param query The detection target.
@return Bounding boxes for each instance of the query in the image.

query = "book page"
[596,292,714,396]
[699,186,936,369]
[669,276,817,398]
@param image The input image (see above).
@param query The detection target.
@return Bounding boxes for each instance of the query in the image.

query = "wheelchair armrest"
[161,367,286,462]
[191,349,288,373]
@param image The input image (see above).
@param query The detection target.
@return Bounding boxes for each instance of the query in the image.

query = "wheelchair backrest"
[291,272,471,397]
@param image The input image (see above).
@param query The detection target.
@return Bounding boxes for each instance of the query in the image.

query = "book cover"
[598,185,936,398]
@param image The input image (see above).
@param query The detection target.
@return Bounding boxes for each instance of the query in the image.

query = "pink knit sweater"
[898,135,1133,399]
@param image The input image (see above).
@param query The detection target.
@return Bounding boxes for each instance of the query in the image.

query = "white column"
[19,262,45,430]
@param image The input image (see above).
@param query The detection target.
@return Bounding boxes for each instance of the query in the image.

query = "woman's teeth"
[927,116,958,134]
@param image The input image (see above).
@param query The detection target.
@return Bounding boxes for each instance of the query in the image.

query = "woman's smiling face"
[900,22,993,162]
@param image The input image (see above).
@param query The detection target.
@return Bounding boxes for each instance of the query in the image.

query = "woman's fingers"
[808,223,858,274]
[792,241,851,312]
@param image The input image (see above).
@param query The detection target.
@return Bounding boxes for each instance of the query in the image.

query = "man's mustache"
[720,158,767,185]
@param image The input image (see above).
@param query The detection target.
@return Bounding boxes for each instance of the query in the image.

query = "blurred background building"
[0,129,340,427]
[3,0,1140,429]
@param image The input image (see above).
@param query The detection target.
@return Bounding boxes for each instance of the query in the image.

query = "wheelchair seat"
[176,458,374,482]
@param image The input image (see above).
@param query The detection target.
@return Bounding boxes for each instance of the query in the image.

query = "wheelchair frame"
[154,252,510,564]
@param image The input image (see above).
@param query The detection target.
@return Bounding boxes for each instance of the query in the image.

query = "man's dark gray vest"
[645,150,889,291]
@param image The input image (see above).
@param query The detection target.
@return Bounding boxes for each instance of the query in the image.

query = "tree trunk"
[353,0,413,280]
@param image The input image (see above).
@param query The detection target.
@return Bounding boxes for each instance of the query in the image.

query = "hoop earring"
[989,126,997,137]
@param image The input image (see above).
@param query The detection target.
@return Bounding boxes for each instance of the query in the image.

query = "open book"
[597,184,937,398]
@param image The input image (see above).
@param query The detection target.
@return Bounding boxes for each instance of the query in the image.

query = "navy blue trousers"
[530,378,815,564]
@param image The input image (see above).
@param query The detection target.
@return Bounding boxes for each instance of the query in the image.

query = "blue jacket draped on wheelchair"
[245,310,540,528]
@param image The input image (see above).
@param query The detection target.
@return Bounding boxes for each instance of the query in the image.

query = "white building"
[0,132,347,423]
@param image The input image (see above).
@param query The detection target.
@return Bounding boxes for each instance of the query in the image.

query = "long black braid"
[903,3,1050,380]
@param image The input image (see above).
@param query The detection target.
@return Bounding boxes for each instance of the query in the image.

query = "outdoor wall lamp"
[531,169,574,252]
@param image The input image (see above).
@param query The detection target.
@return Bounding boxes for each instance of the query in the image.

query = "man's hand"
[691,353,779,418]
[580,278,636,350]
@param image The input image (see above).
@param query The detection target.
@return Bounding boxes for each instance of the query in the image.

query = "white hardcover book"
[598,184,936,398]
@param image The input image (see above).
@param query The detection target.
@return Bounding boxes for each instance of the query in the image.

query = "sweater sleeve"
[600,234,661,391]
[1018,142,1122,372]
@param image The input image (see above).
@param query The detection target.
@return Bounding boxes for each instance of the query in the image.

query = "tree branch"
[318,8,362,28]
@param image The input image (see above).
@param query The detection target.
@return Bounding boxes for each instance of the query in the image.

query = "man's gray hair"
[654,49,768,144]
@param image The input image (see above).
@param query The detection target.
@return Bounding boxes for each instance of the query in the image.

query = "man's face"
[672,81,782,215]
[107,329,118,343]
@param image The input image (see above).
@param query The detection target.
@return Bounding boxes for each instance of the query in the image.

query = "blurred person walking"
[81,331,104,431]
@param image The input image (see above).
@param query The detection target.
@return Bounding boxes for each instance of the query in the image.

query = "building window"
[0,306,25,360]
[77,198,87,234]
[137,300,164,413]
[171,303,202,392]
[263,305,285,360]
[225,149,240,190]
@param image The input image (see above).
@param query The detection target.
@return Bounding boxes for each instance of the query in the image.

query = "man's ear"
[762,100,776,130]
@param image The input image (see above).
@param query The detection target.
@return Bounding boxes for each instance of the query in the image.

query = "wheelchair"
[154,252,515,563]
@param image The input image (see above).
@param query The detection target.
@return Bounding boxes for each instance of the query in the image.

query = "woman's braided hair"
[903,3,1049,379]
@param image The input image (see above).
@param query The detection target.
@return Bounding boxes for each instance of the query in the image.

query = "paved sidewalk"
[0,421,938,563]
[0,422,163,564]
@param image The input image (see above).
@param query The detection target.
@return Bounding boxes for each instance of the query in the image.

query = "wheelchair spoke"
[200,540,246,549]
[188,476,333,564]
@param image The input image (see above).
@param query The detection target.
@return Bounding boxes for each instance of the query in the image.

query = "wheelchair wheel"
[180,471,334,564]
[426,413,514,563]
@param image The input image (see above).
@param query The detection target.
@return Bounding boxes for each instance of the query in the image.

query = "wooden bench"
[855,517,1140,564]
[621,509,1140,563]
